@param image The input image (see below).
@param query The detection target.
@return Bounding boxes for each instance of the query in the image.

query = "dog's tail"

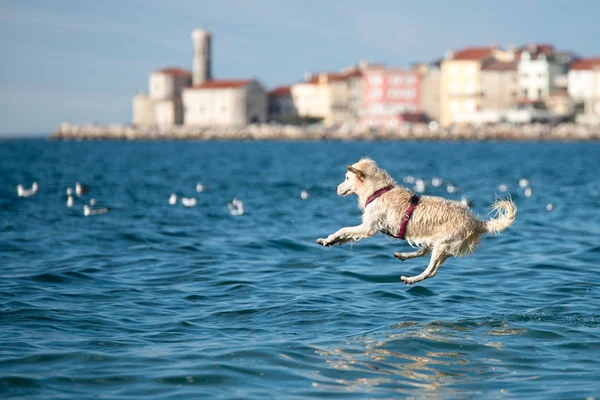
[483,197,517,235]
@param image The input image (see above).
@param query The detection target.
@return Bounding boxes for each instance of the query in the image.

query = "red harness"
[364,185,420,240]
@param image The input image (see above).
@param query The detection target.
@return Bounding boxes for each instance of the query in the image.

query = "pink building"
[361,67,422,128]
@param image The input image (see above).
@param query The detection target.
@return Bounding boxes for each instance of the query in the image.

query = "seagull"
[431,177,443,187]
[524,187,533,197]
[413,179,426,193]
[196,183,205,192]
[67,195,74,208]
[519,178,530,188]
[181,197,197,207]
[66,187,73,196]
[17,182,38,197]
[546,203,554,211]
[89,198,97,206]
[460,195,473,208]
[446,183,458,194]
[75,182,89,197]
[498,184,508,192]
[83,205,109,216]
[300,189,310,199]
[228,198,244,216]
[169,193,177,205]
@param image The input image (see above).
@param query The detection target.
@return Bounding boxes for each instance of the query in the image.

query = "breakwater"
[50,122,600,141]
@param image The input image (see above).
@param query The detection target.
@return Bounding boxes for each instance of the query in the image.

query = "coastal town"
[52,28,600,141]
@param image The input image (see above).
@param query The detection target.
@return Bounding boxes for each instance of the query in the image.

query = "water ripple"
[1,140,599,398]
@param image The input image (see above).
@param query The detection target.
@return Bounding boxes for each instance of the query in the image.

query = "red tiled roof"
[268,86,292,96]
[155,67,192,77]
[187,79,252,89]
[521,43,554,55]
[570,58,600,71]
[342,69,363,79]
[481,59,519,71]
[452,47,495,61]
[304,71,360,84]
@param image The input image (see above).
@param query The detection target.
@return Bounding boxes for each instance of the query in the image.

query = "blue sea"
[1,139,599,399]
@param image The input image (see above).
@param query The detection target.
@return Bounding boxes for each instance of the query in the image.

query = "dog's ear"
[347,166,365,180]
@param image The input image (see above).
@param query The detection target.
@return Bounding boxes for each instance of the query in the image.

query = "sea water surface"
[1,139,599,399]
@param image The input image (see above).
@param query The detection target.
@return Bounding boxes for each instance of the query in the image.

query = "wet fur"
[316,158,517,285]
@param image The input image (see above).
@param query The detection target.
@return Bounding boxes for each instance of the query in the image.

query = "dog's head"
[336,158,379,197]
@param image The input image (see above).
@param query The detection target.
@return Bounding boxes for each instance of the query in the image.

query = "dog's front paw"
[316,238,332,247]
[400,275,414,285]
[394,252,407,261]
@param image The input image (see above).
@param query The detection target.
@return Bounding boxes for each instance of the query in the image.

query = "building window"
[369,88,383,99]
[449,83,459,95]
[390,89,402,98]
[405,89,416,98]
[368,75,383,85]
[390,75,404,85]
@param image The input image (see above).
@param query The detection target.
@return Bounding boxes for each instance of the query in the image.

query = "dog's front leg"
[317,224,375,247]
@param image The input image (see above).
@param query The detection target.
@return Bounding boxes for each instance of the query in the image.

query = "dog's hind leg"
[400,246,450,285]
[394,246,430,261]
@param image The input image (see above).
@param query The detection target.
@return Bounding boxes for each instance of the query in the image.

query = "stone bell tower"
[191,29,212,85]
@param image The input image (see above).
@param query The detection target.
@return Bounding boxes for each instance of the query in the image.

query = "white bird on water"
[181,197,197,207]
[300,189,310,199]
[17,182,38,197]
[169,193,177,205]
[75,182,89,197]
[519,178,530,188]
[196,183,205,192]
[413,179,426,193]
[66,195,74,208]
[431,177,443,187]
[83,205,109,217]
[446,183,458,194]
[460,195,473,208]
[228,198,244,216]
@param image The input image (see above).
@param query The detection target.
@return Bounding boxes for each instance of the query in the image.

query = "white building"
[268,86,297,122]
[568,57,600,121]
[291,72,354,126]
[182,79,267,126]
[517,45,571,102]
[133,68,192,128]
[132,28,210,129]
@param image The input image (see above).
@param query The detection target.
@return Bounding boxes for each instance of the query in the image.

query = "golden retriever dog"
[316,158,517,285]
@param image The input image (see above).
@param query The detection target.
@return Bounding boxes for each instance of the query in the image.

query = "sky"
[0,0,599,135]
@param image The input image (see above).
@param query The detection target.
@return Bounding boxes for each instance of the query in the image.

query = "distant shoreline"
[50,122,600,141]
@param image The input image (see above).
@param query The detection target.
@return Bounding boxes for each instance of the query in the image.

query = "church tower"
[191,29,212,85]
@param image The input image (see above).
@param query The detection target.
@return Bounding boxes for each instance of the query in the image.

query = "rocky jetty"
[50,122,600,141]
